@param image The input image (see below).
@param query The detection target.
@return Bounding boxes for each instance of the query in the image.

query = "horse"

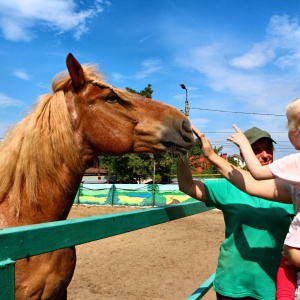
[0,53,194,299]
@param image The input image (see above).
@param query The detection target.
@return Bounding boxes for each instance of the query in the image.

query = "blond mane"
[0,64,126,215]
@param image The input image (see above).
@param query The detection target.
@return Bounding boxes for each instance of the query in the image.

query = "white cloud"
[134,59,162,80]
[13,70,31,81]
[229,15,300,70]
[267,14,300,45]
[138,36,151,43]
[111,73,128,82]
[0,0,110,41]
[191,117,210,129]
[230,43,275,69]
[0,93,23,107]
[111,59,162,82]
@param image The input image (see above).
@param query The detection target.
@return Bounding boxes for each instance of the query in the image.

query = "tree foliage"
[100,152,176,183]
[227,155,246,169]
[126,84,153,99]
[188,139,223,174]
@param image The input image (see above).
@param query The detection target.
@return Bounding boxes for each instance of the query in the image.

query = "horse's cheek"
[99,134,134,155]
[77,114,127,154]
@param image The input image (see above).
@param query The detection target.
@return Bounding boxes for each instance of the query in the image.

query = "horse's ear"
[66,53,86,93]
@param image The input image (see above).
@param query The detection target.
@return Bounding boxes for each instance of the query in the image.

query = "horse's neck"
[2,169,84,227]
[40,174,82,220]
[36,170,84,222]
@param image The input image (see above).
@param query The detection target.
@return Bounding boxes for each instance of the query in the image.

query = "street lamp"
[180,83,189,116]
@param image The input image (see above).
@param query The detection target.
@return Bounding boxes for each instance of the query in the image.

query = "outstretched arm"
[176,154,207,202]
[192,126,291,203]
[227,124,274,180]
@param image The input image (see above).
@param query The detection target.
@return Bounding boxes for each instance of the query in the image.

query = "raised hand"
[192,125,214,159]
[227,124,251,149]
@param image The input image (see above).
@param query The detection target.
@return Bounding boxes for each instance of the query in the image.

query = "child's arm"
[192,126,291,203]
[227,124,274,180]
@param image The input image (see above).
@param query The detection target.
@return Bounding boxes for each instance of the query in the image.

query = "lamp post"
[180,84,189,116]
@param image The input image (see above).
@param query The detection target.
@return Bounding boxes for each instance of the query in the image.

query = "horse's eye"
[106,98,118,104]
[106,93,118,104]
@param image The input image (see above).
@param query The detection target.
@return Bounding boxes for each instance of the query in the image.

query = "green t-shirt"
[204,178,294,300]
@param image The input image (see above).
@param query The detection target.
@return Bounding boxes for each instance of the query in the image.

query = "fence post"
[0,259,15,300]
[152,184,155,207]
[74,182,82,205]
[111,184,115,206]
[107,184,117,206]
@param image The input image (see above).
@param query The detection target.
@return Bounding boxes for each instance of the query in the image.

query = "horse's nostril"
[182,120,192,133]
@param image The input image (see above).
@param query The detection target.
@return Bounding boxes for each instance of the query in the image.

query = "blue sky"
[1,0,300,159]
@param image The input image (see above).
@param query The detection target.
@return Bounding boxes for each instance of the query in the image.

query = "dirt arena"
[67,205,224,300]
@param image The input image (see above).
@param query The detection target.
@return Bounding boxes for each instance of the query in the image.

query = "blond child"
[228,98,300,300]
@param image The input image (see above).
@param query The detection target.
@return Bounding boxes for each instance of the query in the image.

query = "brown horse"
[0,53,194,299]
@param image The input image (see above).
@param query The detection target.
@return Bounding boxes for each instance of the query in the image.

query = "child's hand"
[192,125,214,159]
[227,124,250,148]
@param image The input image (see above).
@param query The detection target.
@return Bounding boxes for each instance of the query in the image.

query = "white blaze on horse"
[0,53,194,299]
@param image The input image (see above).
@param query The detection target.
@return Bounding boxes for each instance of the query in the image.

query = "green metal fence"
[0,201,215,299]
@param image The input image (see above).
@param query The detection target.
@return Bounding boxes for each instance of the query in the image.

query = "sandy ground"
[67,205,224,300]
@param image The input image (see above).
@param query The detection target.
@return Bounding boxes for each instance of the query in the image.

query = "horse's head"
[65,53,194,163]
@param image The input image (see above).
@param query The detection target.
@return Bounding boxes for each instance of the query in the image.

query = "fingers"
[192,125,201,135]
[192,125,204,140]
[230,126,248,146]
[227,133,238,144]
[191,124,210,148]
[232,124,241,133]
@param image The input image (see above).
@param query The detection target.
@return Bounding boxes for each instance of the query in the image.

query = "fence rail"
[0,201,214,299]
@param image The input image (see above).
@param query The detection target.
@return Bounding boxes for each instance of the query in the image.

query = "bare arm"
[192,126,292,203]
[227,124,274,180]
[176,154,207,202]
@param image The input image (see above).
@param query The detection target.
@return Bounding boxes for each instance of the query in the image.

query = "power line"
[203,132,288,134]
[191,108,285,116]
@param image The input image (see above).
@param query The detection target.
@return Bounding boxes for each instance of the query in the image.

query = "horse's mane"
[0,64,127,215]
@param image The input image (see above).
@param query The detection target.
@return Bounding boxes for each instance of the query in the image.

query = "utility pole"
[180,83,189,116]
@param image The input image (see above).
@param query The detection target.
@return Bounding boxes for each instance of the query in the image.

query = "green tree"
[100,154,150,183]
[188,138,203,156]
[100,152,176,184]
[126,84,153,98]
[188,138,224,174]
[227,155,246,169]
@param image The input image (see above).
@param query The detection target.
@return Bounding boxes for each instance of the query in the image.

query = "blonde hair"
[286,98,300,132]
